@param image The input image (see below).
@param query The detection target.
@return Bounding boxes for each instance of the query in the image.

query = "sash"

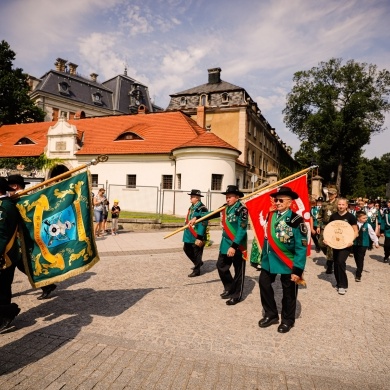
[221,208,247,260]
[185,208,198,239]
[266,212,293,269]
[1,227,18,269]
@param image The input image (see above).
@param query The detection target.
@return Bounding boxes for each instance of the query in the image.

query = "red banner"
[245,175,311,255]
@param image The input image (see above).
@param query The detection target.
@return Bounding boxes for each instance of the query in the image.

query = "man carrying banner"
[258,186,308,333]
[0,178,22,332]
[8,175,57,300]
[191,185,248,305]
[183,189,208,277]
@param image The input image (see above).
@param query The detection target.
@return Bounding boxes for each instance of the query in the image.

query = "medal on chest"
[275,219,293,243]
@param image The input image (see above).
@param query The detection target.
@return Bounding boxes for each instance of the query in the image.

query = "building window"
[254,126,257,139]
[180,97,186,106]
[92,92,103,106]
[91,174,98,187]
[58,82,70,95]
[127,174,136,188]
[200,94,207,106]
[162,175,173,189]
[60,111,69,119]
[252,151,256,166]
[176,173,181,189]
[211,174,223,191]
[221,92,229,104]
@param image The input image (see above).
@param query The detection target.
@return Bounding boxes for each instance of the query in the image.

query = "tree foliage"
[0,40,45,124]
[284,58,390,195]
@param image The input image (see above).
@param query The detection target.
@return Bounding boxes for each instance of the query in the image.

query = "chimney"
[68,62,78,75]
[90,73,98,82]
[208,67,221,84]
[55,58,67,72]
[196,106,206,128]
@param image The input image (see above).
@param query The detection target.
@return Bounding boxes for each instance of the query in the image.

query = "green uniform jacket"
[219,201,248,255]
[380,209,390,238]
[0,197,20,269]
[260,209,307,276]
[182,201,208,243]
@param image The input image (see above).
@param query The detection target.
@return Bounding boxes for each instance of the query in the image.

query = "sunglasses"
[274,198,288,203]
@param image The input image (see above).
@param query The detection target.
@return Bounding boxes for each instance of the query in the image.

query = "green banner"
[16,171,99,288]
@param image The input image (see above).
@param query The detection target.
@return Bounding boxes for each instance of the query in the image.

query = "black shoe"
[188,270,200,277]
[384,258,389,263]
[355,276,361,282]
[226,298,241,305]
[220,291,231,299]
[37,284,57,300]
[325,268,333,274]
[0,307,21,333]
[258,316,279,328]
[277,323,294,333]
[191,261,204,270]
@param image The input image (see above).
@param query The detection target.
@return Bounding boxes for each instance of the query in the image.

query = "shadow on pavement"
[0,286,154,375]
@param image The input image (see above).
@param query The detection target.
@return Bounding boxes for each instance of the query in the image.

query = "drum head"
[323,220,355,249]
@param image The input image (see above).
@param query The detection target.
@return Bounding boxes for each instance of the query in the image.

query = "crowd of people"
[1,175,389,335]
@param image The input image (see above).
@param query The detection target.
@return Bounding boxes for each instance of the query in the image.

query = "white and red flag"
[245,175,311,256]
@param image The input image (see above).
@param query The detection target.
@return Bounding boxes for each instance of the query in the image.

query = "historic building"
[0,108,240,215]
[28,58,163,122]
[166,67,299,189]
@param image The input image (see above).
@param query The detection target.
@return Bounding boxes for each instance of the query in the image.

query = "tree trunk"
[336,162,343,195]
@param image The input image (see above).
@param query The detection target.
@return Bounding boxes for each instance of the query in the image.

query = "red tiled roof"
[0,112,238,157]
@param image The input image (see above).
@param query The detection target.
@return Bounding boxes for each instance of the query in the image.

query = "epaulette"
[286,211,303,228]
[235,203,247,215]
[196,205,208,212]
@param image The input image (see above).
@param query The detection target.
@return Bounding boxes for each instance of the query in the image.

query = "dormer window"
[180,97,187,106]
[92,92,103,106]
[58,82,70,95]
[15,137,35,145]
[115,132,143,141]
[221,92,229,104]
[200,94,207,106]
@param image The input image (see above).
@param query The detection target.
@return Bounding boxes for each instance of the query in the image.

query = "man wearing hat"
[258,186,307,333]
[192,185,248,305]
[0,177,22,332]
[316,187,338,274]
[183,190,208,277]
[7,174,57,300]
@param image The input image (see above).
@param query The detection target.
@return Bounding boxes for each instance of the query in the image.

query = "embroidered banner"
[16,171,99,288]
[245,175,311,256]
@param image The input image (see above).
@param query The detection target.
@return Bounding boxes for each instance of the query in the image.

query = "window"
[252,151,256,166]
[176,173,181,189]
[91,174,98,187]
[253,126,257,139]
[200,94,207,106]
[15,137,35,145]
[180,97,186,106]
[58,82,70,95]
[127,174,136,188]
[115,132,143,141]
[60,111,69,119]
[221,92,229,104]
[92,92,103,106]
[162,175,173,189]
[211,174,223,191]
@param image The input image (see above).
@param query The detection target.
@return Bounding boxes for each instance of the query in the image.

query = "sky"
[1,0,389,160]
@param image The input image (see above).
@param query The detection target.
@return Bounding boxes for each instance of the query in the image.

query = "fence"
[100,184,227,216]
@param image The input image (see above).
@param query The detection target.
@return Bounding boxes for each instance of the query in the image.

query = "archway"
[50,164,69,178]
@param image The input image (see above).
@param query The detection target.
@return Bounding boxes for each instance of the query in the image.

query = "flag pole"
[11,154,109,199]
[163,165,318,239]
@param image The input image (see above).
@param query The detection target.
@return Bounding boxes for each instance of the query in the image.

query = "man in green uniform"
[316,187,338,274]
[183,189,208,277]
[0,178,21,332]
[380,199,390,263]
[192,185,248,305]
[258,186,308,333]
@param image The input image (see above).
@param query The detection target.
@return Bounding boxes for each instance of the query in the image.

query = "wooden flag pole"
[163,165,318,239]
[11,154,109,199]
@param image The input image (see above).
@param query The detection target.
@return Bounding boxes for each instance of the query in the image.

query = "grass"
[117,211,220,224]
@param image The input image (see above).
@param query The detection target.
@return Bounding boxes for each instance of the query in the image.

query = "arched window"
[15,137,35,145]
[180,97,187,106]
[115,132,143,141]
[221,92,229,104]
[200,94,207,106]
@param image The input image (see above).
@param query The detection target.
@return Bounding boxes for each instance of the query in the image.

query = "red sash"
[221,208,248,260]
[186,209,198,238]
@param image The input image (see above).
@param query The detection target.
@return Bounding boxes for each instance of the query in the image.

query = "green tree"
[0,40,45,124]
[284,58,390,195]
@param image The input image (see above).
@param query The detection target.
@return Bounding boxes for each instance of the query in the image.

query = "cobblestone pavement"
[1,229,390,389]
